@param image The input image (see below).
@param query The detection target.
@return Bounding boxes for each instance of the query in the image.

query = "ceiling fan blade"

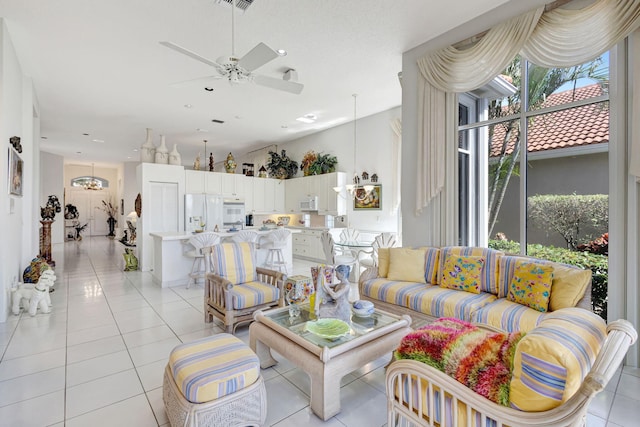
[159,41,225,73]
[237,42,278,72]
[253,74,304,94]
[169,75,224,88]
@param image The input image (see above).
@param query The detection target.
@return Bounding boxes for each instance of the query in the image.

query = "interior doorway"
[67,188,112,237]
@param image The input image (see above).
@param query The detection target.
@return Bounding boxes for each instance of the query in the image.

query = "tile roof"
[490,83,609,157]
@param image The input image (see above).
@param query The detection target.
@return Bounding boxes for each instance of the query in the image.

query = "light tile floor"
[0,237,638,426]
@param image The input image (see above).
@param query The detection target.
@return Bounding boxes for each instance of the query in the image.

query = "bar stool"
[263,228,290,274]
[185,232,220,289]
[231,230,259,245]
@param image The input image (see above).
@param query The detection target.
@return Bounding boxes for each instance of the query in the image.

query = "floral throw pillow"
[507,262,554,312]
[440,255,485,294]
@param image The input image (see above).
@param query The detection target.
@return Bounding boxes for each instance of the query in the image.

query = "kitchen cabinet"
[284,172,346,215]
[292,228,325,261]
[185,170,223,194]
[252,178,285,214]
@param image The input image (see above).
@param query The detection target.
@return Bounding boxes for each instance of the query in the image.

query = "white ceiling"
[0,0,512,166]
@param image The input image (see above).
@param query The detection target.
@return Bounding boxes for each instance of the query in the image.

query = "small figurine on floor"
[11,270,55,316]
[314,265,351,322]
[123,248,138,271]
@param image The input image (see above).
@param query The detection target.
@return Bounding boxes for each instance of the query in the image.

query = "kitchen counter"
[149,229,296,287]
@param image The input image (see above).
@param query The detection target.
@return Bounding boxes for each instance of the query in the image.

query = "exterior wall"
[493,151,609,248]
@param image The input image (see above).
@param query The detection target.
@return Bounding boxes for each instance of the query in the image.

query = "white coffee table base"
[249,318,411,420]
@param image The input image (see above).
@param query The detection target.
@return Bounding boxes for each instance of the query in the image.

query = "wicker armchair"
[386,319,637,427]
[204,242,285,333]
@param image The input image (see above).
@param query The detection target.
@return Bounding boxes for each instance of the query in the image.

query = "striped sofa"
[358,246,593,333]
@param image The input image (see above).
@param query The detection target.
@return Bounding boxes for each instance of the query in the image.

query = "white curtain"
[631,29,640,179]
[416,0,640,218]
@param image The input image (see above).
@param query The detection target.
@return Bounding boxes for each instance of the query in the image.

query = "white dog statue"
[11,270,55,316]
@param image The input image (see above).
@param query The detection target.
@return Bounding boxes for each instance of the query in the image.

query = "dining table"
[334,240,374,281]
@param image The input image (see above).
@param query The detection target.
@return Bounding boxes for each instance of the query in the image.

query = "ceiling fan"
[160,0,304,94]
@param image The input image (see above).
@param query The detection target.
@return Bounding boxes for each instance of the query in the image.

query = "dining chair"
[185,232,221,289]
[359,232,398,269]
[320,231,358,282]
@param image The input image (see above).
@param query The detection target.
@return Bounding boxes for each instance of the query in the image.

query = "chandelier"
[84,163,102,191]
[333,94,374,201]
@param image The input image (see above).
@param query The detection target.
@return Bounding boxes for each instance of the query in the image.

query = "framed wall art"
[353,184,381,210]
[8,147,23,196]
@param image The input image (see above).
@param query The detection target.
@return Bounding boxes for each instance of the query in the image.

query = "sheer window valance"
[415,0,640,215]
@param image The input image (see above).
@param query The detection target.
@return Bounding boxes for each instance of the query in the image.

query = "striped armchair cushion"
[211,242,257,285]
[168,334,260,403]
[471,298,548,333]
[510,308,606,411]
[407,286,497,320]
[360,277,427,306]
[438,247,504,295]
[230,281,280,309]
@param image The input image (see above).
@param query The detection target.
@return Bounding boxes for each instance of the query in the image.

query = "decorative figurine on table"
[313,265,351,322]
[194,153,201,171]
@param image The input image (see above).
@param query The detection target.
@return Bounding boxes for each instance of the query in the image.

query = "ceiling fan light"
[229,70,239,84]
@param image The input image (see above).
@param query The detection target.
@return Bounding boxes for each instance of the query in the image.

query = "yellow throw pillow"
[377,248,390,278]
[439,255,485,294]
[549,264,592,311]
[507,262,554,312]
[387,248,427,283]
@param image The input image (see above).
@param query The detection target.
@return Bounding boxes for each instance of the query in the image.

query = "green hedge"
[488,240,608,320]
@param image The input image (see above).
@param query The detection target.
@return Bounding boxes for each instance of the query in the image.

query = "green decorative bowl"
[305,318,350,340]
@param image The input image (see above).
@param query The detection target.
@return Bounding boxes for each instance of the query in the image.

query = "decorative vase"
[155,135,169,164]
[168,144,181,165]
[140,128,155,163]
[224,152,237,174]
[107,217,117,238]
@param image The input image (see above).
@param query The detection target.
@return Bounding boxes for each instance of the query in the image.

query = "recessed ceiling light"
[127,156,131,159]
[82,133,89,136]
[276,49,287,57]
[133,148,139,152]
[296,114,317,124]
[76,151,82,154]
[184,104,193,108]
[281,125,288,129]
[204,87,214,92]
[196,128,209,133]
[211,119,225,124]
[41,136,48,139]
[92,139,104,143]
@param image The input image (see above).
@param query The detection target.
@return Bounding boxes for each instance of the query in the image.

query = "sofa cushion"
[387,248,427,283]
[230,281,279,309]
[506,262,554,312]
[510,308,607,411]
[361,277,427,306]
[378,248,390,277]
[211,242,257,285]
[440,255,485,294]
[407,286,497,320]
[418,247,441,284]
[549,264,592,311]
[471,298,548,333]
[497,255,591,304]
[439,247,504,295]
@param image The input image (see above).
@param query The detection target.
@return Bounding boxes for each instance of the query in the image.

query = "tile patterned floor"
[0,237,638,426]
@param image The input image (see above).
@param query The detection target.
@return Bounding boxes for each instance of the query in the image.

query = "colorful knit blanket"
[395,318,525,406]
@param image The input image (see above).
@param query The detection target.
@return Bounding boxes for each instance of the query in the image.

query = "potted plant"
[300,151,318,176]
[309,152,338,175]
[266,150,299,179]
[98,199,118,238]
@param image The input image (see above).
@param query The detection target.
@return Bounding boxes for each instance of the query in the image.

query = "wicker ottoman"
[163,333,267,427]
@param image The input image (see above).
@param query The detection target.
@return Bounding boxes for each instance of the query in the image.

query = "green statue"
[123,248,138,271]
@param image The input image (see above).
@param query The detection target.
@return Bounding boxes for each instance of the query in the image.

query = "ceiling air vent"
[211,119,225,124]
[214,0,254,12]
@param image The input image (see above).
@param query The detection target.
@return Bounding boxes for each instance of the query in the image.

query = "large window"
[459,56,610,318]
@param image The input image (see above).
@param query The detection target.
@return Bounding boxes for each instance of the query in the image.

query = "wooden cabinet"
[292,229,325,261]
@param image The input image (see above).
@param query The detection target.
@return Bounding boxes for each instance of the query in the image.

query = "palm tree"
[487,55,606,237]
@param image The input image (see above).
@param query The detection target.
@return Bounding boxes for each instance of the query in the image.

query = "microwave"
[299,196,319,211]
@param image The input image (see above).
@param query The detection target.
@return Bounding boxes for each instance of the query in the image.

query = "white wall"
[123,161,138,219]
[244,106,402,233]
[0,20,39,322]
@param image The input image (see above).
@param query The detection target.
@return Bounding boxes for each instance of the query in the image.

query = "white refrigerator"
[184,194,224,233]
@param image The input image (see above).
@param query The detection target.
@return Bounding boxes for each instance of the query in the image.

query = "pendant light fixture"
[84,163,102,190]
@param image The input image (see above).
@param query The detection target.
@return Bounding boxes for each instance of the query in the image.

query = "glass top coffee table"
[249,304,411,420]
